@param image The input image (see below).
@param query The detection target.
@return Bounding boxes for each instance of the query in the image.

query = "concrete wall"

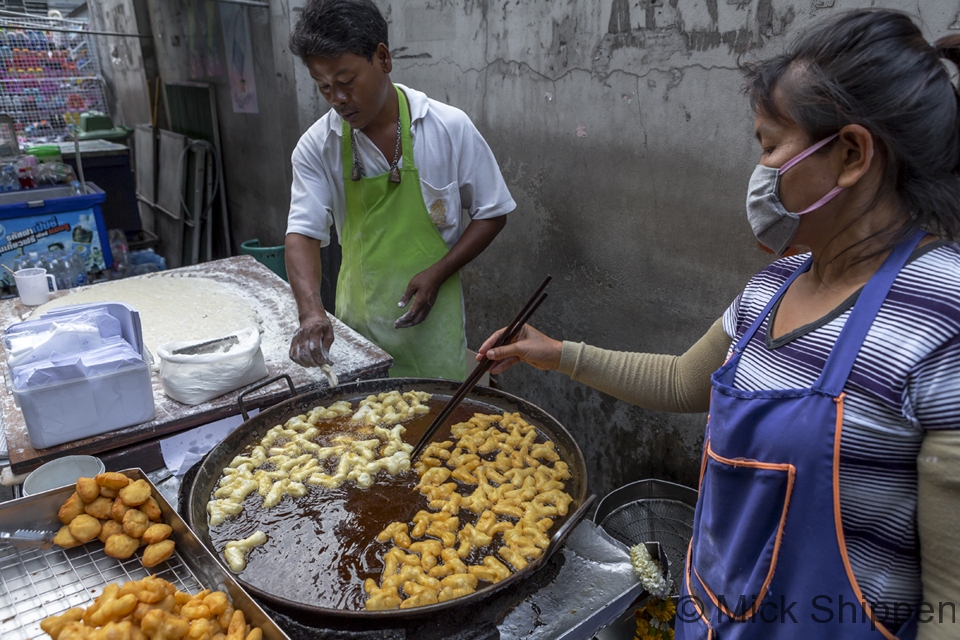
[366,0,956,498]
[144,0,301,251]
[88,0,152,129]
[147,0,956,498]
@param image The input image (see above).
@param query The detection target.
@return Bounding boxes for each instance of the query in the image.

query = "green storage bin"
[76,111,133,142]
[241,239,287,281]
[26,144,63,163]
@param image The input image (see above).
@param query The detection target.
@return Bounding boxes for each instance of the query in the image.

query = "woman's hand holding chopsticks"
[477,324,563,374]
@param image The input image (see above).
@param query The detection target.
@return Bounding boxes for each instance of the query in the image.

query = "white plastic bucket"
[22,455,105,496]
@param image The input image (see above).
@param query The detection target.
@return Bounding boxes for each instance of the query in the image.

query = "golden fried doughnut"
[85,589,137,627]
[364,581,402,611]
[119,479,151,506]
[461,486,493,515]
[75,477,100,503]
[97,519,124,543]
[95,472,130,490]
[498,546,528,571]
[398,588,438,608]
[425,516,459,548]
[456,524,493,559]
[226,607,250,640]
[467,555,512,583]
[58,492,85,524]
[427,548,469,578]
[39,607,83,640]
[534,489,573,516]
[377,522,411,548]
[141,609,189,639]
[111,497,131,522]
[141,496,163,521]
[53,525,82,549]
[223,531,267,573]
[142,539,176,567]
[438,585,475,602]
[68,514,101,543]
[142,523,173,545]
[408,539,444,571]
[491,502,523,519]
[441,573,478,592]
[104,533,139,560]
[185,617,219,639]
[202,591,230,616]
[122,509,150,538]
[79,496,112,520]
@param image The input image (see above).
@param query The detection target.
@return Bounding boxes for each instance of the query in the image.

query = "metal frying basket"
[593,479,697,594]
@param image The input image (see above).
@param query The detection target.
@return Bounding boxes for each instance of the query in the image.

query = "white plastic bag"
[157,326,268,405]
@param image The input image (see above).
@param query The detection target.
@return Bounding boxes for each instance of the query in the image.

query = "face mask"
[746,133,843,256]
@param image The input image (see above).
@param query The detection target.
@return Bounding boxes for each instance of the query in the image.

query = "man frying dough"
[285,0,514,380]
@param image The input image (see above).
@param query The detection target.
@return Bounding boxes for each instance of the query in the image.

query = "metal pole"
[207,0,270,7]
[73,131,86,195]
[0,20,152,39]
[0,9,86,23]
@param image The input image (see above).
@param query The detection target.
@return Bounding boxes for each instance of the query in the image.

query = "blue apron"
[678,231,925,640]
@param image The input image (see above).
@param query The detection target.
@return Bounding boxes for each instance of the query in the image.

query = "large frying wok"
[187,376,593,620]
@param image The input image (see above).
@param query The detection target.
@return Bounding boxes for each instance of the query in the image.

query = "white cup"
[15,267,57,306]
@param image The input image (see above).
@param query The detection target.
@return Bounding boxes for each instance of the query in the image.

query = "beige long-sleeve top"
[557,318,959,637]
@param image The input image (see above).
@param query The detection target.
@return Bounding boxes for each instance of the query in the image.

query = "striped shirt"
[721,241,960,617]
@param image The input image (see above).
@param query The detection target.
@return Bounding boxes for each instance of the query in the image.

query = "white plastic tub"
[13,358,155,448]
[4,301,155,449]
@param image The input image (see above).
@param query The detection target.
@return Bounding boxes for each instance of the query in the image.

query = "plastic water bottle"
[68,248,87,287]
[0,164,19,191]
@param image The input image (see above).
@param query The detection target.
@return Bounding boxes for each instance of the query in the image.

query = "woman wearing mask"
[480,10,960,640]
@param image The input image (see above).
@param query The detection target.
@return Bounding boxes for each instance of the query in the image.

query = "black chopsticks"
[409,275,552,459]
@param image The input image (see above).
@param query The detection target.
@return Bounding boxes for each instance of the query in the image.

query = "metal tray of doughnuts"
[0,468,290,640]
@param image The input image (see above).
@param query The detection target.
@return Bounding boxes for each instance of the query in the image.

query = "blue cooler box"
[0,183,114,290]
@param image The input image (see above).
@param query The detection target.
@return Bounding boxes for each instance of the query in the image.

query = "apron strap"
[731,256,811,355]
[396,85,414,169]
[816,229,927,396]
[341,117,353,180]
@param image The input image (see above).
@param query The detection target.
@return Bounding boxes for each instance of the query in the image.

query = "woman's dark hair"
[743,9,960,258]
[289,0,388,63]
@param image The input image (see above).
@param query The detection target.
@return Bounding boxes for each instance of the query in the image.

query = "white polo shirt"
[287,83,516,249]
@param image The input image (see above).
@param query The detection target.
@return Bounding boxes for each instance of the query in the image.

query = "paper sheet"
[158,409,258,477]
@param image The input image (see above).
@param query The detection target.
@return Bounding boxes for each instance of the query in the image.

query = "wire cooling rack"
[0,540,204,640]
[0,13,108,142]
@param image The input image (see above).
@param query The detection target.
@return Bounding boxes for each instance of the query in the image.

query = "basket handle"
[237,374,296,421]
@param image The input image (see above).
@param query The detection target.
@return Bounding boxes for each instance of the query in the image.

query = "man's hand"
[289,314,335,367]
[477,324,562,374]
[395,266,446,329]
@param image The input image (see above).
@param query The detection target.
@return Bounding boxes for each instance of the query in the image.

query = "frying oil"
[208,397,554,611]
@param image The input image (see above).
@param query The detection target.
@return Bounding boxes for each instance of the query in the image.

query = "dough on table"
[34,275,260,360]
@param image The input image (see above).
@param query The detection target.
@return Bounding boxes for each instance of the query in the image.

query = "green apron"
[337,86,467,380]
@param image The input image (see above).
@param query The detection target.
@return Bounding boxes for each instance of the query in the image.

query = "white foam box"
[6,302,155,449]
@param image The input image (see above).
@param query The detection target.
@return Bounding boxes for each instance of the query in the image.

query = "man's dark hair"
[289,0,388,63]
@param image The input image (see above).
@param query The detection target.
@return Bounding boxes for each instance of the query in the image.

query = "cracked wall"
[368,0,957,498]
[146,0,958,498]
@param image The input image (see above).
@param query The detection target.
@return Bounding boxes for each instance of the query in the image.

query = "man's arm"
[395,216,507,328]
[285,232,335,366]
